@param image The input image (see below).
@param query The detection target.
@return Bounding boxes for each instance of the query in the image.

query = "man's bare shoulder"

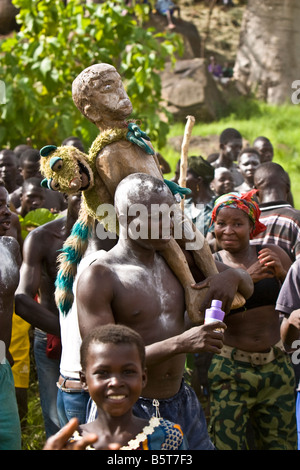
[0,236,21,266]
[0,235,19,252]
[79,249,116,276]
[25,216,67,242]
[76,249,117,299]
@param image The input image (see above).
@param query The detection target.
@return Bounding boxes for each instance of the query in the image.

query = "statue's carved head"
[72,63,133,125]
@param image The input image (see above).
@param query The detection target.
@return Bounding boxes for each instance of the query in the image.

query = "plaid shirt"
[250,201,300,261]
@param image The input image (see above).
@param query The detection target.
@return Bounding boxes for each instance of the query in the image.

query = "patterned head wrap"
[211,189,266,239]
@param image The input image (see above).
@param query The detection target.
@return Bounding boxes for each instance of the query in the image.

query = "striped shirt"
[250,201,300,261]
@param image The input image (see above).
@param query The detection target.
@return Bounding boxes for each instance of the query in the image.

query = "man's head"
[20,177,45,216]
[254,162,290,202]
[13,144,32,160]
[20,149,41,180]
[0,178,12,236]
[219,128,243,163]
[115,173,175,249]
[0,149,18,188]
[253,136,273,163]
[72,63,133,126]
[62,136,85,153]
[237,147,261,184]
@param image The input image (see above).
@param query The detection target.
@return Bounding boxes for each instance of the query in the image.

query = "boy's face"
[212,170,234,196]
[81,342,147,417]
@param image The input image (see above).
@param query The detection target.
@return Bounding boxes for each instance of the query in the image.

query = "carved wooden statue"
[40,63,244,322]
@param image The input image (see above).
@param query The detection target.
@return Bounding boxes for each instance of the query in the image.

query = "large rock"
[146,11,201,60]
[160,58,225,122]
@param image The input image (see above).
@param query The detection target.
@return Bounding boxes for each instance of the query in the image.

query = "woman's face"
[214,207,252,252]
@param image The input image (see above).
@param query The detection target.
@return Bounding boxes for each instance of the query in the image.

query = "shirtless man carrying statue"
[38,64,253,449]
[41,63,246,322]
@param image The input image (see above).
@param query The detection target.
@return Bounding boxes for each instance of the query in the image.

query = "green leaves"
[18,208,62,240]
[0,0,181,150]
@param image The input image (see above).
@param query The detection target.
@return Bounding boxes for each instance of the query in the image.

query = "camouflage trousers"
[207,344,297,450]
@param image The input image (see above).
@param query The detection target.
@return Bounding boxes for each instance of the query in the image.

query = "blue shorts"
[133,380,214,450]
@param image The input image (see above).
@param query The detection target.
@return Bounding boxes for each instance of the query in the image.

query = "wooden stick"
[179,115,195,211]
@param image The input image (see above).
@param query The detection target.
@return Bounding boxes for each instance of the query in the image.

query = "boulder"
[160,58,225,122]
[145,11,201,60]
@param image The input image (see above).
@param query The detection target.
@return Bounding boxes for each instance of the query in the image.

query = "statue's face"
[84,69,133,123]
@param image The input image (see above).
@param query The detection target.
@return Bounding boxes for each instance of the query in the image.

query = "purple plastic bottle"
[204,299,225,325]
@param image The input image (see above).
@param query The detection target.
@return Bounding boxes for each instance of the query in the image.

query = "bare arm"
[76,264,116,339]
[192,264,254,315]
[257,244,292,282]
[280,310,300,348]
[15,230,60,335]
[145,321,226,366]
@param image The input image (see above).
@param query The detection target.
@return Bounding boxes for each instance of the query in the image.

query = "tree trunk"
[234,0,300,104]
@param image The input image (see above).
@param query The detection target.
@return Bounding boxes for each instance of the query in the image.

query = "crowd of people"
[1,103,300,450]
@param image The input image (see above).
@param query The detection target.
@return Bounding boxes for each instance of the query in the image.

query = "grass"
[21,381,46,450]
[160,95,300,209]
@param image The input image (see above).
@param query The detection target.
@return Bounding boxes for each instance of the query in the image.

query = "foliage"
[18,207,62,239]
[0,0,182,150]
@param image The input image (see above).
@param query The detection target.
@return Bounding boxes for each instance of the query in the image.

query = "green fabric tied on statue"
[126,123,154,155]
[164,179,192,199]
